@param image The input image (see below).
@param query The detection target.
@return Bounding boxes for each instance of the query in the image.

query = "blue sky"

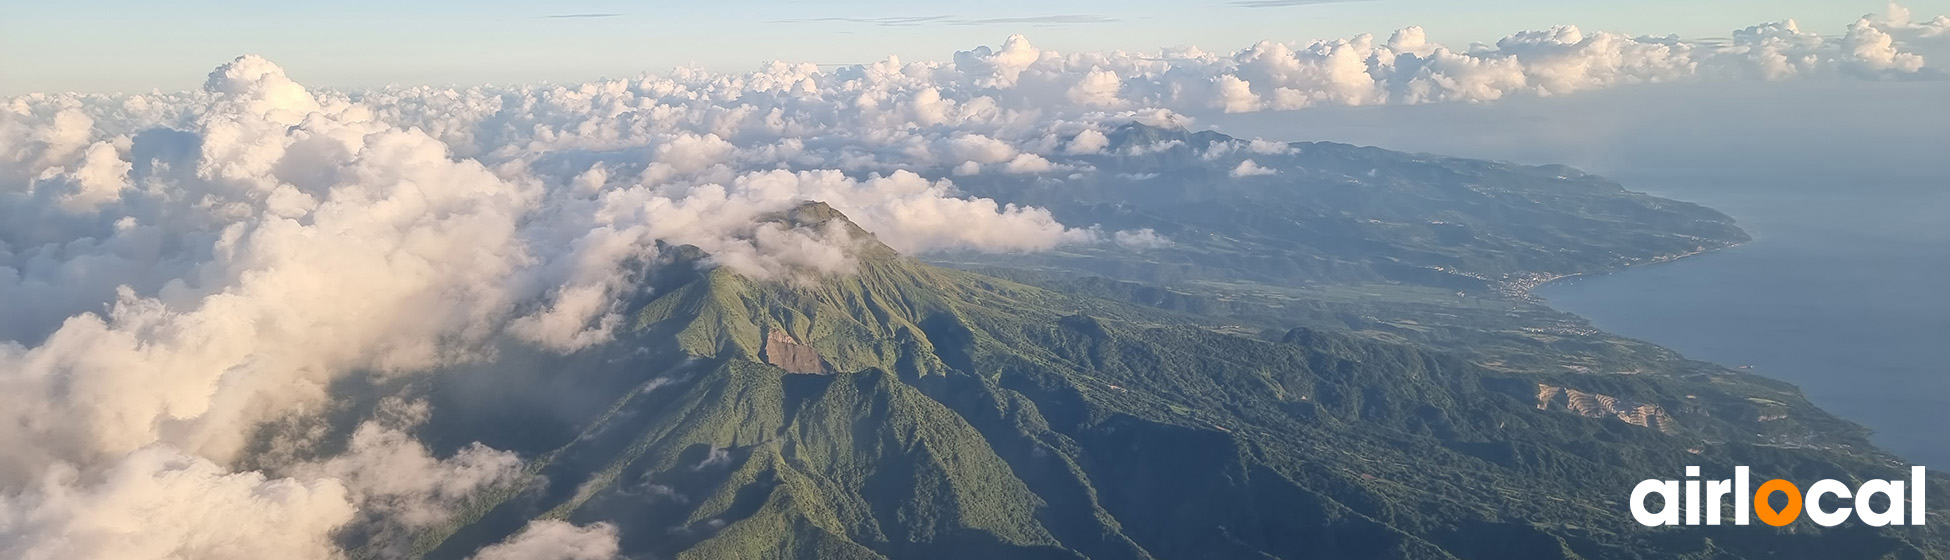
[3,0,1941,94]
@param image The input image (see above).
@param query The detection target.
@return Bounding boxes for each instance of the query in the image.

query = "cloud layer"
[0,4,1943,559]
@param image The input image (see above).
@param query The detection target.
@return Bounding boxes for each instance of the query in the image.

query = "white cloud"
[286,400,525,556]
[1113,229,1172,250]
[468,520,620,560]
[1875,1,1950,37]
[692,447,733,471]
[946,133,1021,164]
[0,56,542,486]
[0,57,552,560]
[0,4,1943,558]
[1247,139,1294,155]
[1231,159,1279,177]
[1002,153,1055,174]
[1067,68,1126,107]
[1064,128,1110,154]
[1844,17,1927,72]
[0,445,356,560]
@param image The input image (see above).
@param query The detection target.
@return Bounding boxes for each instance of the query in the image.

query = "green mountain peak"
[404,177,1944,560]
[757,200,903,264]
[630,202,986,378]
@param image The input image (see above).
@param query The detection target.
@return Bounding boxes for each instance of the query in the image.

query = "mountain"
[361,202,1946,560]
[940,122,1749,289]
[925,124,1781,410]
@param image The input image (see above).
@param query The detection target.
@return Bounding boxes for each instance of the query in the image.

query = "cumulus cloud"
[1065,128,1111,154]
[1002,153,1056,173]
[1230,159,1279,177]
[468,520,621,560]
[1,56,540,483]
[0,57,550,560]
[0,41,1123,489]
[0,445,356,560]
[285,399,525,557]
[0,49,1116,559]
[947,133,1021,164]
[0,4,1943,558]
[1874,1,1950,37]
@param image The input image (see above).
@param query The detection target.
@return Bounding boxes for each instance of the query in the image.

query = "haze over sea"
[1210,81,1950,467]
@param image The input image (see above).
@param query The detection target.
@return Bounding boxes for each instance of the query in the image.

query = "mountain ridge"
[385,202,1946,560]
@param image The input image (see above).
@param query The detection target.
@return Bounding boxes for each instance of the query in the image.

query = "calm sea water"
[1535,172,1950,466]
[1208,81,1950,466]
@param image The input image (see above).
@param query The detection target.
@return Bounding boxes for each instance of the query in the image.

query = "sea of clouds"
[0,5,1944,558]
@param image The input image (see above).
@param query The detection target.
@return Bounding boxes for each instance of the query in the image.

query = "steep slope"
[395,203,1946,560]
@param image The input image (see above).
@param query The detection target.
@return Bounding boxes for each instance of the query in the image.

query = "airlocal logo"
[1632,466,1926,527]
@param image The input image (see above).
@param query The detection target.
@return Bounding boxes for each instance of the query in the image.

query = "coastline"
[1517,239,1750,301]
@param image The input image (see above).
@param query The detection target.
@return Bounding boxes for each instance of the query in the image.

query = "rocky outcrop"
[1537,384,1676,433]
[762,329,829,374]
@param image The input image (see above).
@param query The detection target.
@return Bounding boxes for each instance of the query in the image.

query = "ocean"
[1207,81,1950,467]
[1535,170,1950,466]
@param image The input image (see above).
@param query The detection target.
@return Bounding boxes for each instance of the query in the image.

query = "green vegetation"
[942,122,1748,288]
[325,129,1944,559]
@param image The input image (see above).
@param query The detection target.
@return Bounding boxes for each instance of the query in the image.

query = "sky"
[3,1,1949,558]
[4,0,1944,94]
